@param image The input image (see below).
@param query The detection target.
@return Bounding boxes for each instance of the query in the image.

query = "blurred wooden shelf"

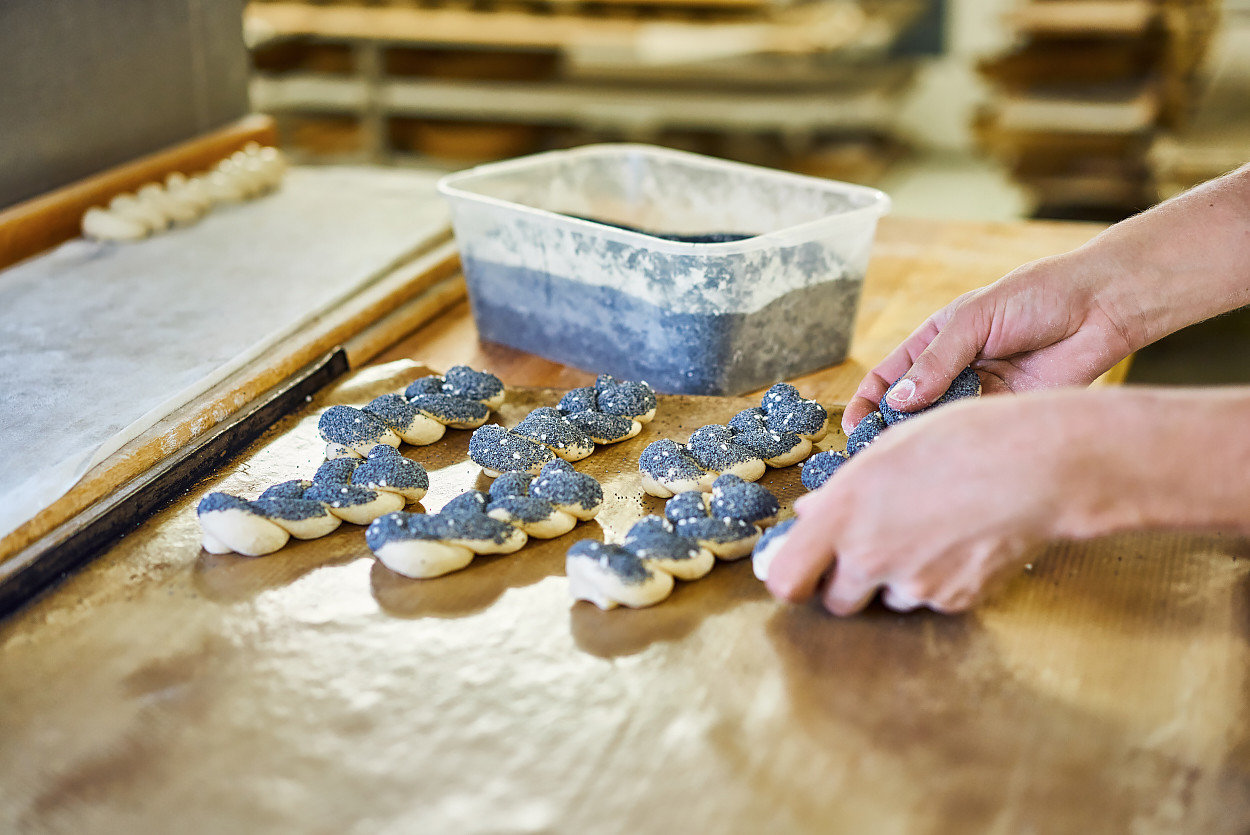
[989,81,1160,134]
[247,0,920,177]
[245,0,924,60]
[1150,15,1250,198]
[254,67,912,134]
[976,0,1220,215]
[1008,0,1159,36]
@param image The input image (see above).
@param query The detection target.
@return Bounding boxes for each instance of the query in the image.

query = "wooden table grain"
[3,215,1245,834]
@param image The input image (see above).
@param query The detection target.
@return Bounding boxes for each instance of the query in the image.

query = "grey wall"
[0,0,250,209]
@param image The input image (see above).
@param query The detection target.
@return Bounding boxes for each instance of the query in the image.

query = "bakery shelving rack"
[244,0,924,181]
[1149,5,1250,200]
[974,0,1221,219]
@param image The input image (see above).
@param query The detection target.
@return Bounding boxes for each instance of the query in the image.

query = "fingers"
[886,304,989,413]
[841,395,879,434]
[881,586,923,612]
[764,499,843,604]
[844,315,945,432]
[821,569,879,616]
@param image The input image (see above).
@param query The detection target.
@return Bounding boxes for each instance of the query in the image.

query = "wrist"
[1053,389,1250,539]
[1087,164,1250,347]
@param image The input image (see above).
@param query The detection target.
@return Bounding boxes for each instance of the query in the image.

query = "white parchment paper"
[0,166,451,541]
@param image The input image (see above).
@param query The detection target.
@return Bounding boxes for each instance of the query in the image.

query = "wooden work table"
[3,215,1248,832]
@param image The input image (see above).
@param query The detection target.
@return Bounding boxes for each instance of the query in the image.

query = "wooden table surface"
[3,215,1248,833]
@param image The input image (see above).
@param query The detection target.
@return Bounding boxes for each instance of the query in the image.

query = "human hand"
[842,249,1142,433]
[768,393,1096,615]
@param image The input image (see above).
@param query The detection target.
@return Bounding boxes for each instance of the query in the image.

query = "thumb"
[885,310,986,412]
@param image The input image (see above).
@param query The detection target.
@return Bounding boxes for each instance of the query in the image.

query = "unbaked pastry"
[81,143,287,243]
[799,366,982,493]
[368,468,604,579]
[566,540,676,610]
[197,445,428,556]
[566,479,781,610]
[321,366,505,460]
[639,383,828,497]
[469,375,657,478]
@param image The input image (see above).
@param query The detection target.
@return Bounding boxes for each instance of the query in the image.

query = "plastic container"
[437,144,890,395]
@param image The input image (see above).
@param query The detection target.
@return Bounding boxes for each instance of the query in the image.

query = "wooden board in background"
[244,1,914,58]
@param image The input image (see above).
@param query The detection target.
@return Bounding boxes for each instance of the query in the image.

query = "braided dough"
[197,445,427,556]
[319,366,504,460]
[82,143,287,242]
[800,367,982,492]
[639,383,828,498]
[567,475,781,610]
[368,460,604,579]
[469,374,656,478]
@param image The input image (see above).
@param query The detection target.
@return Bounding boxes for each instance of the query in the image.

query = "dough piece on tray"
[408,393,491,431]
[638,439,712,498]
[567,541,675,610]
[564,480,781,609]
[198,493,291,556]
[253,495,343,540]
[590,374,658,423]
[637,383,828,497]
[438,491,529,555]
[727,408,811,468]
[469,376,656,477]
[664,490,761,561]
[197,448,431,556]
[441,365,507,411]
[556,376,656,443]
[367,466,605,579]
[319,405,401,460]
[797,366,983,495]
[761,383,830,441]
[621,516,715,581]
[486,473,578,539]
[254,479,344,539]
[561,410,640,445]
[303,483,406,526]
[529,460,604,520]
[259,479,313,499]
[350,445,430,503]
[511,408,596,462]
[366,513,474,579]
[469,424,557,477]
[362,394,446,446]
[708,474,780,527]
[686,425,768,484]
[312,457,361,485]
[321,366,506,459]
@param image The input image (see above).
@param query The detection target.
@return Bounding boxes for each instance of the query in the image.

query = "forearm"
[1084,164,1250,350]
[1056,387,1250,539]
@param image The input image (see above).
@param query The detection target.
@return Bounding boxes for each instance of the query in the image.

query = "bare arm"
[769,387,1250,615]
[843,164,1250,432]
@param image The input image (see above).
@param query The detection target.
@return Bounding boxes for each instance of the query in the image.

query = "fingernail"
[793,494,812,513]
[886,378,916,405]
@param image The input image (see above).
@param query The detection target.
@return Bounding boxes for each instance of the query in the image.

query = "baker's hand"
[769,394,1086,615]
[842,249,1141,433]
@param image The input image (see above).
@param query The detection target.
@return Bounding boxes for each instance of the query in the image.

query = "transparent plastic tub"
[437,144,890,395]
